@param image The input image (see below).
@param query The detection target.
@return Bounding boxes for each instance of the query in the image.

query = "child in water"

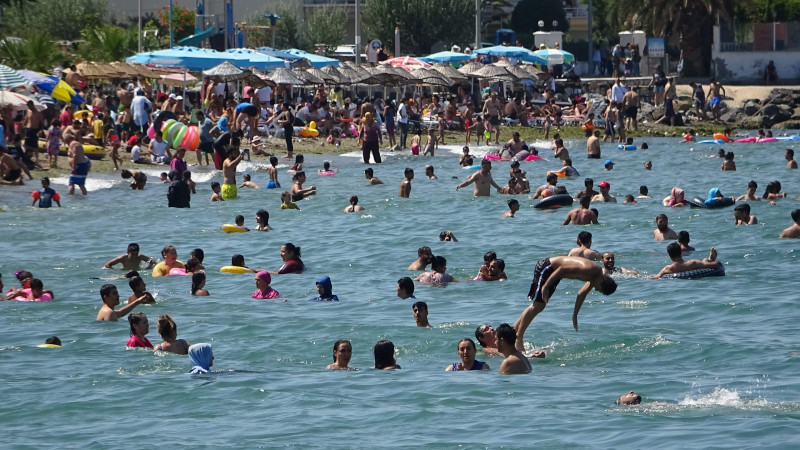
[318,161,337,175]
[234,215,250,231]
[290,154,304,171]
[210,182,224,202]
[460,146,474,167]
[31,177,61,208]
[423,128,438,156]
[280,191,300,210]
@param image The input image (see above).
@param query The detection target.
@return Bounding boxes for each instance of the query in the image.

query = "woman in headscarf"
[188,343,214,374]
[663,186,688,207]
[310,276,338,302]
[704,187,734,208]
[252,271,280,299]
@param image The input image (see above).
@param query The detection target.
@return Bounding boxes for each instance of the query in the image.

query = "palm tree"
[0,34,65,72]
[80,25,139,63]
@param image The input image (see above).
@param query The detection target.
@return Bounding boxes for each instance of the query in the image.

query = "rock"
[792,107,800,120]
[743,101,760,116]
[772,120,800,129]
[719,110,741,123]
[764,104,792,125]
[739,115,764,129]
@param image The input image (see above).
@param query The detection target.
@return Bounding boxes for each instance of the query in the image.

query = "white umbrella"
[0,91,45,110]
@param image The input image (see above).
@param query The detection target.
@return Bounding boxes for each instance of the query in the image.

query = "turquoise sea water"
[1,136,799,448]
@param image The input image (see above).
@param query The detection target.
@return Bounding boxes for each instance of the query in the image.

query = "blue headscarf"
[310,276,338,302]
[188,343,213,374]
[704,188,722,206]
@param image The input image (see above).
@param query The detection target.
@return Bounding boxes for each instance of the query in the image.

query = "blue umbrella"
[283,49,340,68]
[473,45,546,65]
[419,51,474,64]
[256,47,305,63]
[127,46,235,71]
[224,48,285,71]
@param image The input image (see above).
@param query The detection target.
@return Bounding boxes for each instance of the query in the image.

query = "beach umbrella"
[533,48,575,66]
[320,65,347,85]
[382,56,431,71]
[36,76,85,106]
[409,68,453,87]
[255,47,305,64]
[247,68,278,87]
[341,62,373,83]
[203,61,249,82]
[268,67,305,85]
[0,64,27,89]
[474,45,547,65]
[472,64,516,81]
[457,61,485,76]
[419,51,474,64]
[224,48,285,71]
[336,64,367,84]
[305,67,339,85]
[504,65,536,81]
[0,90,45,110]
[17,70,53,85]
[161,71,198,85]
[293,68,324,85]
[111,62,162,78]
[35,93,56,106]
[432,63,468,82]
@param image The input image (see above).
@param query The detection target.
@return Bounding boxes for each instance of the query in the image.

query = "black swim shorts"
[528,258,559,303]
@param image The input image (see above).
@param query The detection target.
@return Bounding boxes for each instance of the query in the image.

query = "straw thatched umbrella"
[293,68,324,85]
[268,67,306,86]
[320,65,347,85]
[305,67,338,85]
[203,61,250,82]
[432,63,468,83]
[409,68,453,87]
[504,65,536,82]
[457,61,484,76]
[472,64,516,81]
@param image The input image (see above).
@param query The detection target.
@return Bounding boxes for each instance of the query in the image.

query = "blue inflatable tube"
[697,139,726,144]
[617,144,637,150]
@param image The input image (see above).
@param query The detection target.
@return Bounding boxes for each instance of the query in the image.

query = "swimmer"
[576,178,599,200]
[160,172,169,183]
[780,209,800,238]
[567,231,600,260]
[563,195,599,225]
[264,156,281,189]
[397,277,416,300]
[210,182,224,202]
[31,177,61,207]
[290,171,316,201]
[233,215,250,231]
[255,210,271,231]
[721,151,736,171]
[238,174,260,189]
[496,324,532,374]
[644,160,652,170]
[188,343,214,374]
[230,254,259,273]
[43,336,61,347]
[503,199,520,218]
[96,284,149,321]
[736,180,759,202]
[126,312,153,348]
[456,159,502,197]
[532,173,558,199]
[520,256,617,331]
[318,161,338,175]
[624,195,636,203]
[326,340,353,370]
[677,230,695,252]
[654,214,679,241]
[439,230,457,242]
[413,256,459,286]
[651,243,722,278]
[104,243,157,270]
[252,271,280,299]
[269,243,304,274]
[424,164,437,180]
[591,181,616,203]
[616,391,642,405]
[310,276,338,302]
[638,185,651,199]
[280,191,300,210]
[664,186,688,207]
[190,272,209,296]
[344,195,364,213]
[189,248,205,270]
[127,276,155,304]
[459,146,474,167]
[372,340,401,370]
[445,338,490,371]
[221,147,245,199]
[601,252,640,276]
[408,246,433,271]
[153,314,190,354]
[476,251,496,280]
[413,301,431,327]
[604,160,614,171]
[121,169,147,190]
[733,203,757,225]
[786,149,798,169]
[399,167,414,198]
[364,167,383,185]
[152,245,185,277]
[481,259,507,281]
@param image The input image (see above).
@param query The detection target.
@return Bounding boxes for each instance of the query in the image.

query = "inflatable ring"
[463,164,482,170]
[534,194,573,209]
[168,267,188,276]
[221,224,249,233]
[524,155,544,161]
[661,265,725,279]
[697,139,726,144]
[37,343,62,348]
[319,171,336,176]
[690,197,735,209]
[617,144,637,150]
[220,265,250,274]
[713,133,731,142]
[74,110,93,120]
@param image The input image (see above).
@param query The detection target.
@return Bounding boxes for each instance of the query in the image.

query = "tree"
[302,5,348,55]
[510,0,569,49]
[245,7,301,49]
[157,2,197,43]
[0,34,66,71]
[0,0,107,41]
[80,25,139,62]
[363,0,473,55]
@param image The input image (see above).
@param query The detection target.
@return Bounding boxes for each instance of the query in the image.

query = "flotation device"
[463,164,482,170]
[220,265,250,274]
[168,268,188,276]
[534,194,573,209]
[524,154,544,161]
[581,123,595,130]
[617,144,636,150]
[74,110,93,120]
[13,288,53,302]
[757,137,778,143]
[713,133,731,143]
[683,133,693,142]
[777,135,800,141]
[697,139,726,144]
[318,170,336,176]
[38,140,105,160]
[661,265,725,279]
[37,343,61,348]
[299,127,319,138]
[221,224,249,233]
[733,137,756,143]
[690,197,735,209]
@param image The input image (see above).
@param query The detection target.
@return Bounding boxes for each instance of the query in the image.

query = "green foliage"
[0,0,107,41]
[362,0,473,55]
[0,34,66,71]
[302,5,348,55]
[245,7,301,49]
[734,0,800,22]
[157,2,197,42]
[80,25,139,62]
[511,0,569,48]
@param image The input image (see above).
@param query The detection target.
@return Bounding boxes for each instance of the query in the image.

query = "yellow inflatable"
[221,224,249,233]
[37,344,62,348]
[38,139,105,160]
[219,265,250,274]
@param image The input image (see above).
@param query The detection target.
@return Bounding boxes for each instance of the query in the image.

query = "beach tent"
[256,47,305,65]
[283,49,340,68]
[127,47,232,71]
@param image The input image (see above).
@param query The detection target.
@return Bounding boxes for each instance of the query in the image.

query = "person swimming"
[188,343,214,374]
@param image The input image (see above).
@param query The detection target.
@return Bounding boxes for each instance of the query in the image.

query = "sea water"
[1,136,799,448]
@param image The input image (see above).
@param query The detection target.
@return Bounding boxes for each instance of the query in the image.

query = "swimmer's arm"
[572,281,593,331]
[649,266,669,279]
[113,295,148,319]
[489,177,502,191]
[563,212,573,225]
[455,174,476,190]
[104,255,125,268]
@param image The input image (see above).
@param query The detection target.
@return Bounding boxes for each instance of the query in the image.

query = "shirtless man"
[651,244,722,279]
[563,195,599,225]
[221,147,245,199]
[601,252,639,276]
[653,213,678,240]
[736,180,760,202]
[519,256,616,332]
[496,323,532,374]
[482,92,502,144]
[707,78,726,121]
[576,178,599,200]
[104,243,157,270]
[733,203,757,225]
[121,169,147,190]
[0,151,24,185]
[591,181,616,203]
[96,284,149,321]
[780,209,800,238]
[456,159,502,196]
[621,86,640,131]
[786,149,798,169]
[532,173,558,199]
[586,129,601,158]
[503,198,520,218]
[364,167,383,185]
[24,100,43,164]
[408,246,433,271]
[413,301,431,328]
[66,133,89,195]
[399,167,414,198]
[506,132,526,155]
[117,82,133,112]
[568,231,600,260]
[238,174,260,189]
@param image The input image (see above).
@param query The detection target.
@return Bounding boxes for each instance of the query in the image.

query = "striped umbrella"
[533,49,575,65]
[0,90,46,110]
[0,64,28,89]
